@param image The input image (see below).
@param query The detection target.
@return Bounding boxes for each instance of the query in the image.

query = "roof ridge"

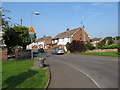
[53,27,81,39]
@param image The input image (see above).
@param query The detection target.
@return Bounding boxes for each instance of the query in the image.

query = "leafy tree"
[96,40,105,49]
[66,42,70,51]
[3,26,36,50]
[69,40,86,53]
[0,7,11,29]
[96,37,114,49]
[104,37,114,45]
[85,42,95,50]
[113,36,120,40]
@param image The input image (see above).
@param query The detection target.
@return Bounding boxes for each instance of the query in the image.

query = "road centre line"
[55,60,102,89]
[92,61,103,64]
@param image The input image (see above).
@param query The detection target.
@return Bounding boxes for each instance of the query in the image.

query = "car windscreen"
[57,49,62,50]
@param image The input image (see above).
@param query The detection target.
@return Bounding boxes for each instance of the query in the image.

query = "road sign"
[28,27,35,33]
[30,34,35,38]
[29,32,35,34]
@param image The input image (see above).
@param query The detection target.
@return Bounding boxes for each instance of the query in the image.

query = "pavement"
[42,52,118,89]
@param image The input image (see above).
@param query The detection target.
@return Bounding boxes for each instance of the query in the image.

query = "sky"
[2,2,118,39]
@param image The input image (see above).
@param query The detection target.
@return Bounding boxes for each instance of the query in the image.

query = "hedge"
[102,44,119,49]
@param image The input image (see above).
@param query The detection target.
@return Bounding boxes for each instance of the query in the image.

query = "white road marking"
[80,60,103,64]
[92,61,103,64]
[55,60,102,89]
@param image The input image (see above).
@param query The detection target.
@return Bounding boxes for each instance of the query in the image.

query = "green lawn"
[80,52,120,57]
[2,60,49,88]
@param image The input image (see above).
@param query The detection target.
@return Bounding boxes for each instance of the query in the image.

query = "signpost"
[28,27,35,60]
[28,27,35,35]
[28,27,35,40]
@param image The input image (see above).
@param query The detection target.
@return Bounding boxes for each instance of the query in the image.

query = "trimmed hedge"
[102,44,119,49]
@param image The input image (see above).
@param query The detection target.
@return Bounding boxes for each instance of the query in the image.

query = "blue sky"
[2,2,118,39]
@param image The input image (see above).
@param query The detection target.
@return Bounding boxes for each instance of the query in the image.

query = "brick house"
[26,36,52,50]
[52,26,90,51]
[35,36,52,50]
[91,38,103,46]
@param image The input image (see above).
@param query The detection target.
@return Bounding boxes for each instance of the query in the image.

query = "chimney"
[66,28,70,31]
[43,35,46,37]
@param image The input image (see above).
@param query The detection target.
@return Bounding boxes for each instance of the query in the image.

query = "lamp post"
[31,12,40,27]
[30,12,40,43]
[30,12,40,60]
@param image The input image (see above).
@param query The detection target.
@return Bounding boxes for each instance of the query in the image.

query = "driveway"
[43,52,118,88]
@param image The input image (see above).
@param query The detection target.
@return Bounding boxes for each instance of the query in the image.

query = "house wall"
[58,37,70,46]
[52,39,58,44]
[91,41,100,46]
[37,42,44,48]
[26,42,38,49]
[72,29,90,42]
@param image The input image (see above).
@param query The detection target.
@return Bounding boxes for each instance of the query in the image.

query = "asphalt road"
[43,52,118,89]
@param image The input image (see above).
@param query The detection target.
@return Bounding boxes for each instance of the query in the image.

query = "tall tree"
[0,7,11,29]
[3,26,36,50]
[104,37,114,45]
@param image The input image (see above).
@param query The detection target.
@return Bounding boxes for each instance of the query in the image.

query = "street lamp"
[31,12,40,27]
[30,12,40,60]
[30,12,40,43]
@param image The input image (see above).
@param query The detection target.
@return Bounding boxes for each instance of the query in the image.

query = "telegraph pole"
[83,25,85,42]
[20,19,22,26]
[81,21,85,42]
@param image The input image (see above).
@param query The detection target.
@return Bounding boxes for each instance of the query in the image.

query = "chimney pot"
[66,28,70,31]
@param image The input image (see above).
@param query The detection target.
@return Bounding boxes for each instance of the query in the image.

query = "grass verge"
[79,52,120,57]
[2,60,49,88]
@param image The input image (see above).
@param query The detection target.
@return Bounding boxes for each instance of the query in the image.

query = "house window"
[67,38,69,41]
[62,38,64,42]
[80,37,82,40]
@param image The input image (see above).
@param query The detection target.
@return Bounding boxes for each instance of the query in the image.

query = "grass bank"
[2,60,49,88]
[79,52,119,57]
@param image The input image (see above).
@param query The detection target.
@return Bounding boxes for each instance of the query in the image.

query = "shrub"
[52,47,59,49]
[102,44,118,49]
[66,42,70,51]
[85,42,95,50]
[69,40,86,53]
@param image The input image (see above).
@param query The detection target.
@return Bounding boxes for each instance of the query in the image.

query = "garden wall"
[15,49,31,59]
[0,47,8,61]
[85,49,117,53]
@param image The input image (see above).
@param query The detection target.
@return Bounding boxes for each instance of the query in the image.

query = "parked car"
[38,48,44,52]
[33,51,39,57]
[51,48,64,55]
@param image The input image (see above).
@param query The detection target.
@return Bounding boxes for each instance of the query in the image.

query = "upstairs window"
[79,37,82,40]
[62,38,64,42]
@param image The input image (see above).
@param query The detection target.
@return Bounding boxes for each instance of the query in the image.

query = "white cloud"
[92,2,113,8]
[93,12,103,17]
